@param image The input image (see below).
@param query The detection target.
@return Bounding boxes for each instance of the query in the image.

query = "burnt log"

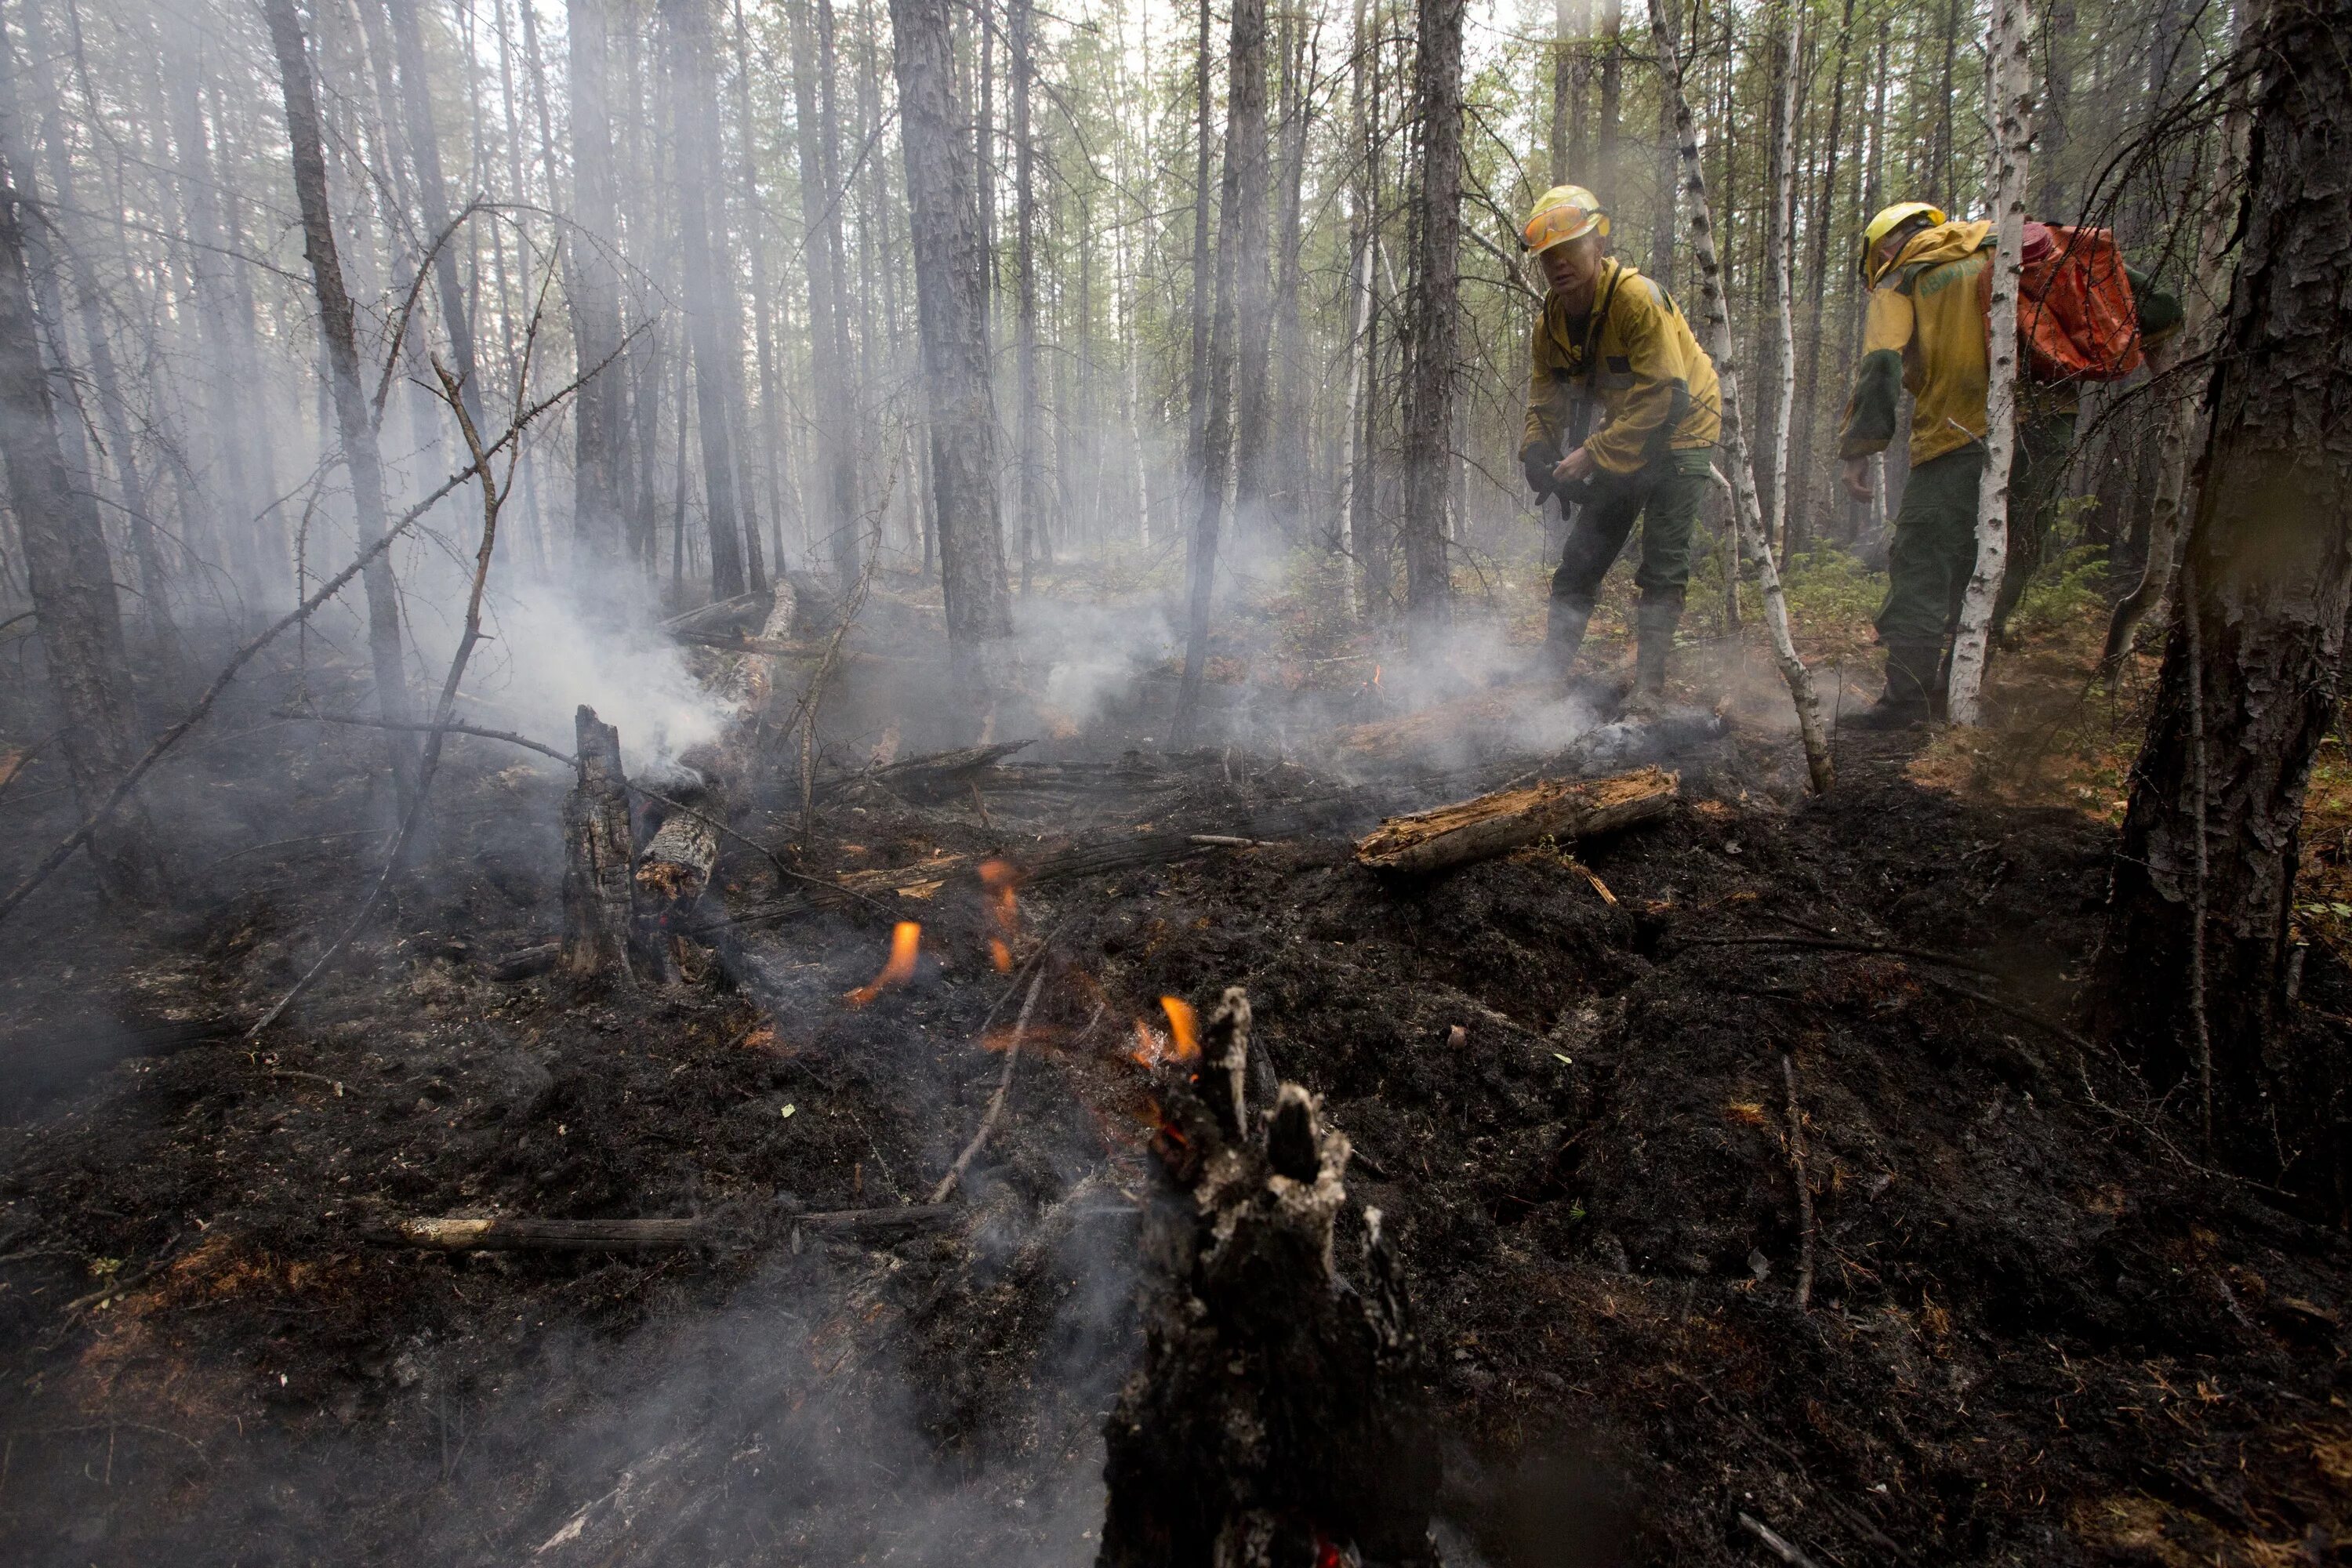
[379,1203,958,1254]
[1352,765,1678,876]
[635,593,800,974]
[560,706,640,984]
[1101,988,1436,1567]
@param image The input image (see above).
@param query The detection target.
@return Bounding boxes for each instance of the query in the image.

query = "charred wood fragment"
[1101,985,1436,1567]
[377,1203,958,1254]
[559,706,640,985]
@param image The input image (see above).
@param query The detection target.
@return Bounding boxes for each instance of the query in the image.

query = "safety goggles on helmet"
[1857,200,1947,284]
[1522,184,1610,255]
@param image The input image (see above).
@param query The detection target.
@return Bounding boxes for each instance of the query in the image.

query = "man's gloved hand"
[1521,440,1561,498]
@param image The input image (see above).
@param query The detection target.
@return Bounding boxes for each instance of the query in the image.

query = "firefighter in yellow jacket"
[1837,201,2182,727]
[1519,184,1722,699]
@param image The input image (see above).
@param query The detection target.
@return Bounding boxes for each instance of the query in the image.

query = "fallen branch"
[1354,765,1678,875]
[1783,1054,1814,1312]
[816,740,1036,804]
[1737,1511,1829,1568]
[381,1203,959,1254]
[930,961,1048,1203]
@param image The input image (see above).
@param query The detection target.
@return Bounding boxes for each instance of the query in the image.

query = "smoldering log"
[559,706,640,984]
[634,591,800,970]
[1352,764,1679,876]
[815,739,1036,804]
[1100,987,1437,1568]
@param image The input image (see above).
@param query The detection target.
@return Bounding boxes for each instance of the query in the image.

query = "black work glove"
[1521,440,1561,498]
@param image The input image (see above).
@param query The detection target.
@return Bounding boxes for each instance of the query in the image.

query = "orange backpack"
[1980,222,2144,384]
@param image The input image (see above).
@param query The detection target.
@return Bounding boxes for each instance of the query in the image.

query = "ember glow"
[978,858,1022,973]
[845,921,921,1006]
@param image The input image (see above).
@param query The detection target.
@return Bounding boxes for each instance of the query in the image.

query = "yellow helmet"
[1523,184,1610,255]
[1857,201,1947,284]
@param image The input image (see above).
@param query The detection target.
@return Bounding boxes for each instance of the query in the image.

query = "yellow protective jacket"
[1838,220,1996,466]
[1522,258,1722,478]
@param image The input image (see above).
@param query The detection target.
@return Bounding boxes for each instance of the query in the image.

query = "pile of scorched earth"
[4,702,2352,1567]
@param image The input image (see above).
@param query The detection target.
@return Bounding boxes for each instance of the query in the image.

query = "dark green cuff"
[2126,265,2185,343]
[1839,348,1904,458]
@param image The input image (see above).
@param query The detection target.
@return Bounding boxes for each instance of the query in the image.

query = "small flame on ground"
[1160,996,1200,1061]
[978,857,1022,973]
[846,920,921,1006]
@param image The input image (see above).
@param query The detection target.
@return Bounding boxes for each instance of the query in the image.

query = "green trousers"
[1550,448,1715,610]
[1876,413,2076,648]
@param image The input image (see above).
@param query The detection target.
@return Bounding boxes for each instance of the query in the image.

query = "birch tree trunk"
[1397,0,1462,640]
[889,0,1012,702]
[2098,0,2352,1174]
[1944,0,2034,727]
[1763,0,1802,555]
[1653,3,1833,795]
[264,0,416,808]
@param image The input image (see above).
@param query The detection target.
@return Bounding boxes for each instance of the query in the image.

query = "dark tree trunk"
[0,114,162,902]
[888,0,1011,705]
[662,0,747,600]
[565,0,630,602]
[1269,0,1312,541]
[793,0,858,589]
[1186,0,1214,459]
[263,0,416,807]
[1397,0,1462,637]
[1011,0,1042,590]
[1173,0,1264,747]
[1226,0,1276,539]
[2097,0,2352,1178]
[1649,0,1676,287]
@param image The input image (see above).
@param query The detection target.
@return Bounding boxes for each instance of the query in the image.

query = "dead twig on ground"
[931,956,1051,1203]
[1737,1510,1831,1568]
[1783,1054,1815,1312]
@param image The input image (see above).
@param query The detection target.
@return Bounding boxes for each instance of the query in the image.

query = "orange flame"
[846,921,921,1005]
[978,858,1022,973]
[1160,996,1200,1062]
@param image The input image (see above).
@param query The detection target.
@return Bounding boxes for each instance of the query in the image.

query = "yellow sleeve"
[1523,302,1570,457]
[1584,283,1690,477]
[1837,285,1916,458]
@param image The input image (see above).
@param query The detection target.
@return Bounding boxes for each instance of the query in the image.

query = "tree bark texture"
[1397,0,1462,638]
[383,0,485,434]
[1098,989,1437,1566]
[264,0,416,807]
[2099,0,2352,1177]
[1011,0,1044,590]
[890,0,1012,701]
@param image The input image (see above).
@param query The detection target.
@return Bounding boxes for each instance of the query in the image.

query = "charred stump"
[559,705,640,985]
[1101,989,1436,1568]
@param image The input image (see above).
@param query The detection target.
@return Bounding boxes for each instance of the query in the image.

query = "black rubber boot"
[1541,599,1594,685]
[1848,640,1939,730]
[1628,600,1681,712]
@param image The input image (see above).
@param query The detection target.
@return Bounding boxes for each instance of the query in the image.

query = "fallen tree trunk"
[1353,764,1679,875]
[816,739,1036,804]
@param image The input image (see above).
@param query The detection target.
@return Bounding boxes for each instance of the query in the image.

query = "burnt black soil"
[5,701,2352,1566]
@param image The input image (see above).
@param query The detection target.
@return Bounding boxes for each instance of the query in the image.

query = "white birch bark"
[1653,2,1834,793]
[1766,0,1802,555]
[1944,0,2034,726]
